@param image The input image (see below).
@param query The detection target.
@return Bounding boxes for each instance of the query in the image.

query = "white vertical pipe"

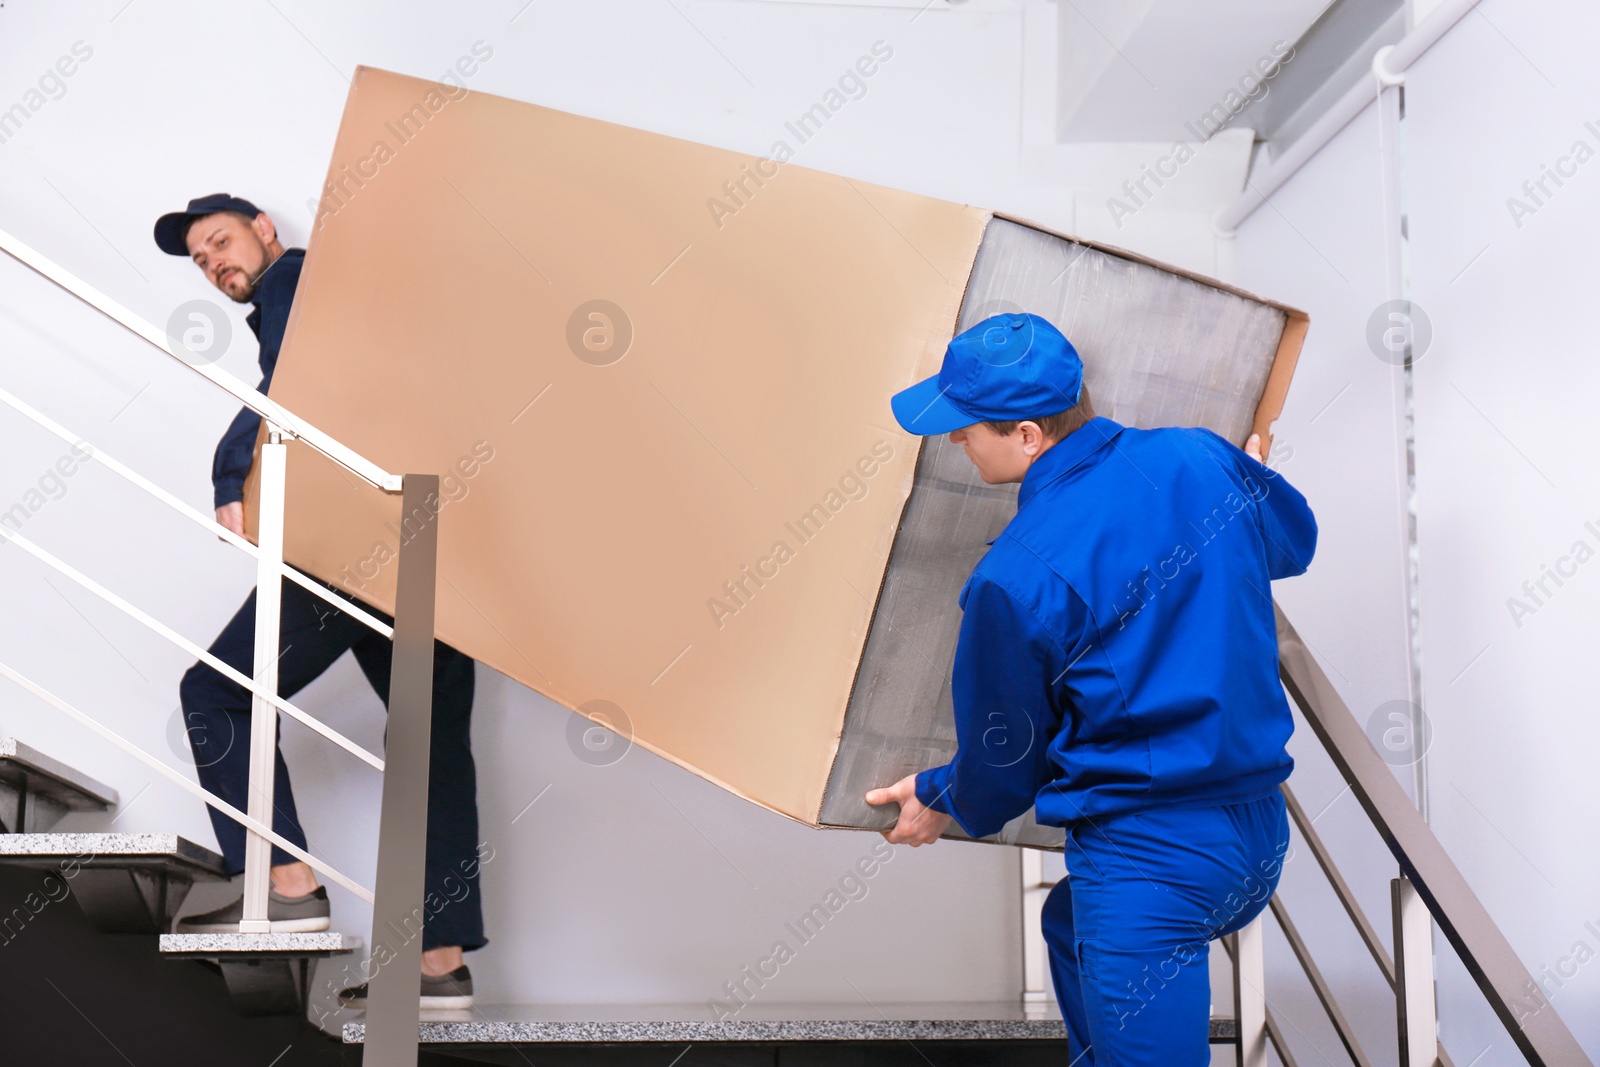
[241,434,287,932]
[1393,876,1440,1066]
[1233,917,1268,1067]
[1376,75,1420,788]
[1375,68,1430,821]
[1214,0,1483,233]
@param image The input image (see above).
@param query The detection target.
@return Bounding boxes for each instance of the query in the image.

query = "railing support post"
[364,474,440,1066]
[1019,849,1052,1014]
[241,432,287,933]
[1231,916,1268,1067]
[1394,875,1440,1067]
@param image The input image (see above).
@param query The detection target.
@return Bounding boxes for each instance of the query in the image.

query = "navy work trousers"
[1043,791,1289,1065]
[177,574,486,952]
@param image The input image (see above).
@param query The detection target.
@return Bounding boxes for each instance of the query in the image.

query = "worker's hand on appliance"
[215,501,245,539]
[1244,433,1264,464]
[865,773,953,846]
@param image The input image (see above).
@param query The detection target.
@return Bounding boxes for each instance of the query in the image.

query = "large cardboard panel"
[245,68,987,825]
[247,68,1309,844]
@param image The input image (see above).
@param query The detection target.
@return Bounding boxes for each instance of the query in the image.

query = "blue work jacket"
[210,247,304,507]
[913,417,1317,837]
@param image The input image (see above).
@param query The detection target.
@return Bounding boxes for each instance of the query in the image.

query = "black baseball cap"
[153,193,263,256]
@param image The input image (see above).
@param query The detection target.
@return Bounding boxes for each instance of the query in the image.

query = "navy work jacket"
[210,247,305,508]
[913,417,1318,837]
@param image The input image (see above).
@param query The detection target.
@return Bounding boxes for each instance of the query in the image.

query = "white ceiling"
[1054,0,1338,142]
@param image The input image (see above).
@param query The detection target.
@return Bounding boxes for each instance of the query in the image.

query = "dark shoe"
[338,965,474,1010]
[176,886,331,934]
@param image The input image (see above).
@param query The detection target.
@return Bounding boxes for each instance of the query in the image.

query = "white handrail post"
[1231,916,1268,1067]
[241,431,287,933]
[1394,875,1440,1067]
[1019,849,1053,1015]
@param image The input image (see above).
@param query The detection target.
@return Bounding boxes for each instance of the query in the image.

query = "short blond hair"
[984,381,1096,442]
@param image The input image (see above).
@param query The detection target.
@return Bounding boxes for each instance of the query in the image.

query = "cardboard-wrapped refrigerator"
[245,68,1308,850]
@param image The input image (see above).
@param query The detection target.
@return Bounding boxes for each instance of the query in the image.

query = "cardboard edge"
[987,210,1311,453]
[596,711,818,830]
[812,208,994,827]
[988,210,1307,317]
[1250,310,1309,459]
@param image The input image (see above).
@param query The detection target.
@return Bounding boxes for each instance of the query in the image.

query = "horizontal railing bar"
[1282,782,1396,988]
[0,227,401,494]
[0,658,373,903]
[0,384,394,640]
[1276,602,1591,1067]
[1269,894,1375,1067]
[0,526,384,772]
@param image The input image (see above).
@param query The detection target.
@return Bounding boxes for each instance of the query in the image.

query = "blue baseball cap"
[153,193,264,256]
[891,313,1083,435]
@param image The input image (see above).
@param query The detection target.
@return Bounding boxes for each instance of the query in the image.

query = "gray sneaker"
[176,886,331,934]
[337,965,474,1010]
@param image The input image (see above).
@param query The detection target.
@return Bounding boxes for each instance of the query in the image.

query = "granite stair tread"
[0,831,227,876]
[335,1001,1237,1044]
[160,931,355,957]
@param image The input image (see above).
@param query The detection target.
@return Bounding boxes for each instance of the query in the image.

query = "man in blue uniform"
[154,194,484,1009]
[866,312,1316,1064]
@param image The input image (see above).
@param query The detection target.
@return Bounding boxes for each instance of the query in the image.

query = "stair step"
[0,737,118,833]
[0,831,226,876]
[161,931,356,1018]
[336,1002,1239,1045]
[0,832,227,933]
[160,931,354,957]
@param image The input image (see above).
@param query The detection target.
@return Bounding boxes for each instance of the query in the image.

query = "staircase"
[0,735,1238,1062]
[1,226,1594,1065]
[0,830,223,934]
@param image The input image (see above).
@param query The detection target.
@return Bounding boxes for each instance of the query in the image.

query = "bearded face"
[185,211,277,303]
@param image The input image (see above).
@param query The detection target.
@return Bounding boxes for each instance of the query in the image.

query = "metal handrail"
[1267,891,1375,1067]
[2,230,439,1063]
[1276,602,1593,1067]
[0,659,373,902]
[0,524,384,771]
[0,227,400,494]
[1282,782,1395,987]
[1277,783,1466,1067]
[0,382,393,640]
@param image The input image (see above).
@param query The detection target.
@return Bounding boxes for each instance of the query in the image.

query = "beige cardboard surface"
[245,67,988,824]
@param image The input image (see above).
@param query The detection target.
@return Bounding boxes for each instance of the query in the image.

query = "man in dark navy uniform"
[155,194,483,1010]
[869,312,1316,1064]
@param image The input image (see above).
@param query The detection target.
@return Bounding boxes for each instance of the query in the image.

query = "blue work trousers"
[177,574,486,952]
[1043,791,1290,1065]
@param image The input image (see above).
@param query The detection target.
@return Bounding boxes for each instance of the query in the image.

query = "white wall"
[1229,102,1420,1062]
[1406,1,1600,1059]
[0,0,1220,1011]
[1226,0,1600,1061]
